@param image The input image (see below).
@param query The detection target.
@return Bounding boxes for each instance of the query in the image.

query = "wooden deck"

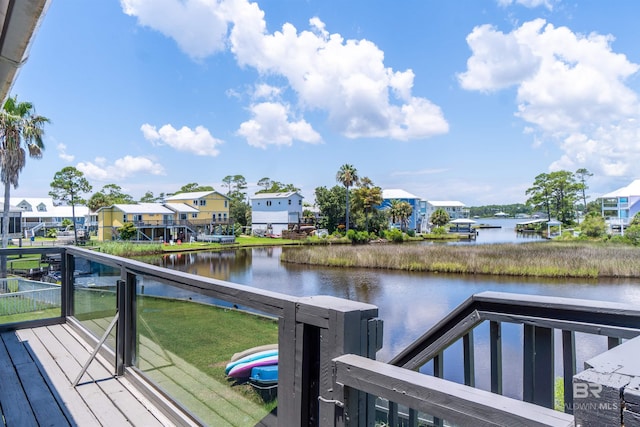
[0,324,177,427]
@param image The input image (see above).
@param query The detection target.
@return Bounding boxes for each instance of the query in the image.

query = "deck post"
[288,296,379,427]
[523,325,554,408]
[489,321,502,394]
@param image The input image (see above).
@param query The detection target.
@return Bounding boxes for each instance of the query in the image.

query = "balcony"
[1,246,639,426]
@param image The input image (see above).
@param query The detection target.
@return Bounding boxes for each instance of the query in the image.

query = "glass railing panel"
[0,249,62,326]
[134,275,278,425]
[0,277,61,325]
[72,255,120,349]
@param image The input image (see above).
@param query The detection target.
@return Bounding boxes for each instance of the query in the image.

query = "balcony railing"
[1,247,639,426]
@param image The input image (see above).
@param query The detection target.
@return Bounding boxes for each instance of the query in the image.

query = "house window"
[193,200,198,205]
[267,201,272,206]
[218,213,222,220]
[133,214,143,222]
[224,200,228,208]
[123,214,127,222]
[37,203,47,212]
[223,213,227,220]
[288,200,292,205]
[299,200,302,205]
[192,213,198,219]
[180,214,187,220]
[199,200,206,206]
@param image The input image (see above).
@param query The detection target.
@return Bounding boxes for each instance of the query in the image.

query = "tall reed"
[281,242,640,278]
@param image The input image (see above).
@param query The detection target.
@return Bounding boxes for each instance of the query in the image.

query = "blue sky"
[10,0,640,206]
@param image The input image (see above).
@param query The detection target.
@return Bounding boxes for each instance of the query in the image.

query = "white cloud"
[56,143,74,162]
[459,19,640,178]
[122,0,449,142]
[141,123,223,156]
[120,0,228,60]
[77,155,165,181]
[237,102,322,148]
[497,0,557,10]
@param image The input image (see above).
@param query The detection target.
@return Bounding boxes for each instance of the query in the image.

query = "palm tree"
[0,96,49,248]
[336,164,359,232]
[389,199,413,232]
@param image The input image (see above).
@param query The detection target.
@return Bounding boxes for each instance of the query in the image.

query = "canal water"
[138,219,640,398]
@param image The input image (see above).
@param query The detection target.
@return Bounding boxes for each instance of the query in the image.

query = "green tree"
[139,191,165,203]
[336,164,359,232]
[255,179,300,194]
[118,222,137,240]
[389,199,413,232]
[88,184,134,211]
[0,95,49,249]
[223,175,248,228]
[172,183,214,194]
[430,208,450,227]
[352,177,382,232]
[526,171,580,225]
[49,167,92,245]
[314,185,346,233]
[575,168,593,215]
[526,173,554,220]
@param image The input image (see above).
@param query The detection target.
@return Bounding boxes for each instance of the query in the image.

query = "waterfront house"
[379,189,422,232]
[164,190,230,230]
[599,179,640,232]
[251,191,304,235]
[426,200,469,221]
[0,203,22,239]
[97,203,179,241]
[3,197,89,237]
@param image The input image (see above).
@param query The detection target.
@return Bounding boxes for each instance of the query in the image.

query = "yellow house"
[164,191,230,227]
[97,203,196,242]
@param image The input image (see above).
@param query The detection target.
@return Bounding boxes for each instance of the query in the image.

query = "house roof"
[382,189,420,200]
[165,191,227,201]
[601,179,640,198]
[112,203,174,214]
[164,202,199,213]
[3,198,88,218]
[251,191,302,200]
[428,201,466,207]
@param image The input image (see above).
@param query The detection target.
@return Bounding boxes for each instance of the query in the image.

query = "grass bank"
[280,241,640,278]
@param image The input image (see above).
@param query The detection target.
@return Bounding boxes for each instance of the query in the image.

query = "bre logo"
[574,382,602,399]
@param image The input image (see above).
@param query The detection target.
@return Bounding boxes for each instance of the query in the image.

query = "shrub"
[431,226,447,235]
[384,228,404,243]
[347,229,370,244]
[580,214,606,238]
[624,224,640,246]
[46,228,57,238]
[407,229,415,237]
[118,222,137,240]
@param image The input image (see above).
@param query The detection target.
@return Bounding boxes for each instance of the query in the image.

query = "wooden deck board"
[2,324,176,427]
[0,333,39,426]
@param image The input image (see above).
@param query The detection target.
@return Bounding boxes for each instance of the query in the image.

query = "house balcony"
[1,246,639,426]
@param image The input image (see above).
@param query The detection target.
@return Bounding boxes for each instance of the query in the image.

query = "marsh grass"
[281,241,640,278]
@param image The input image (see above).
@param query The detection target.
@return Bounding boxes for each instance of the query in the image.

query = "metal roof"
[165,191,227,201]
[0,0,51,102]
[164,202,198,213]
[600,179,640,198]
[428,200,466,207]
[382,189,420,200]
[112,203,174,214]
[251,191,301,199]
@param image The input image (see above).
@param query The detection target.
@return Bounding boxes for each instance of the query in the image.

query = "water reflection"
[136,238,640,398]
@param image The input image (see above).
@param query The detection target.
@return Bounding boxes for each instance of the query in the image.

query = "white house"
[3,197,89,237]
[251,192,304,235]
[599,179,640,231]
[426,201,469,222]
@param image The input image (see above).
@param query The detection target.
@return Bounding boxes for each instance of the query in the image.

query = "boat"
[225,348,278,375]
[229,343,278,363]
[249,365,278,387]
[227,354,278,379]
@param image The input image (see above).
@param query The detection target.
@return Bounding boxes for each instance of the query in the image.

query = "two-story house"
[164,191,230,230]
[251,192,304,235]
[378,189,422,232]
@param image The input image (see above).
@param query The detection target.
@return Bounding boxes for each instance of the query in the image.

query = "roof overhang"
[0,0,50,102]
